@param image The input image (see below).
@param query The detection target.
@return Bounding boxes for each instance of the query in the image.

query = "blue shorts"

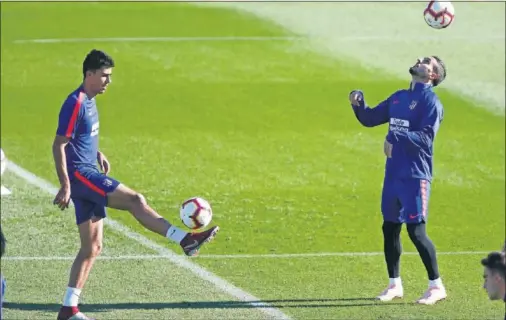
[381,178,431,224]
[70,170,120,225]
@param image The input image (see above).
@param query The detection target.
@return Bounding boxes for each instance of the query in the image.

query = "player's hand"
[349,90,364,106]
[53,184,71,210]
[384,139,393,158]
[97,151,111,175]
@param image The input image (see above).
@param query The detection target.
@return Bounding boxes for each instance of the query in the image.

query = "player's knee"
[92,241,103,257]
[382,221,402,238]
[131,192,147,207]
[81,240,103,259]
[406,223,427,244]
[120,190,147,210]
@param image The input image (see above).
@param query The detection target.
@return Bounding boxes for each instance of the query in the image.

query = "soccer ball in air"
[180,197,213,230]
[424,1,455,29]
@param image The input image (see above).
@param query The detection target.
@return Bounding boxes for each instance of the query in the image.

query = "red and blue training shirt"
[56,85,100,175]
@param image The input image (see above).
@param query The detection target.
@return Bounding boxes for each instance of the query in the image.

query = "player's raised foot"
[180,226,219,257]
[57,306,94,320]
[376,285,404,302]
[416,286,447,305]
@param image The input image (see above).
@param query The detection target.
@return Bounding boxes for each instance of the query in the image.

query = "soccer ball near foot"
[180,197,213,230]
[424,1,455,29]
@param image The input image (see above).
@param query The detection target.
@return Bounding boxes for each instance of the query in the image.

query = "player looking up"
[53,49,219,320]
[349,56,447,305]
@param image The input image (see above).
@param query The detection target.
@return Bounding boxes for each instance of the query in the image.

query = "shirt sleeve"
[56,93,84,138]
[351,91,395,127]
[386,96,443,151]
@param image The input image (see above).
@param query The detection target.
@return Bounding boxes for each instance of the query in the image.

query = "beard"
[409,65,429,79]
[409,65,421,76]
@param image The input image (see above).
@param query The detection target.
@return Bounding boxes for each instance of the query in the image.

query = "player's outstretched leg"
[57,217,102,320]
[107,184,219,256]
[406,222,446,305]
[377,221,404,301]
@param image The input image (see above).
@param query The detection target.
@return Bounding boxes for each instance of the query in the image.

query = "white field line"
[3,255,165,261]
[13,36,302,44]
[12,35,505,44]
[6,161,291,320]
[2,251,492,261]
[198,251,493,258]
[1,185,11,195]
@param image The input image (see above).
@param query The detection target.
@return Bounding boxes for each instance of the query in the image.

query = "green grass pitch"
[1,2,504,320]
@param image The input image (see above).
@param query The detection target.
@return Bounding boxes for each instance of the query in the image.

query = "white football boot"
[376,284,404,301]
[416,285,447,305]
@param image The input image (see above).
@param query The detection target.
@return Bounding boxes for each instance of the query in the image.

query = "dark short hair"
[431,56,446,87]
[481,251,506,278]
[82,49,115,77]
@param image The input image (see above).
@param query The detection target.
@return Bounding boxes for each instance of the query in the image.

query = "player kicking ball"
[53,49,219,320]
[349,56,447,305]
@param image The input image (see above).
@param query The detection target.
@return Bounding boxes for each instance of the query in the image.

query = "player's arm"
[52,135,71,187]
[350,90,391,127]
[386,97,443,151]
[53,97,82,187]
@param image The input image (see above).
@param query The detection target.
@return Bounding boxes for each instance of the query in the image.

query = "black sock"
[407,222,440,280]
[382,221,403,278]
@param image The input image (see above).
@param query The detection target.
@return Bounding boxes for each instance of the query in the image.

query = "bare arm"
[52,135,71,187]
[53,93,84,210]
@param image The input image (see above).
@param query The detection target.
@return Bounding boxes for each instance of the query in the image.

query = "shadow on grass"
[4,297,413,312]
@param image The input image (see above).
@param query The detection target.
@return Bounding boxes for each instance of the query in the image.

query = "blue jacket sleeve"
[386,97,443,151]
[351,91,391,127]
